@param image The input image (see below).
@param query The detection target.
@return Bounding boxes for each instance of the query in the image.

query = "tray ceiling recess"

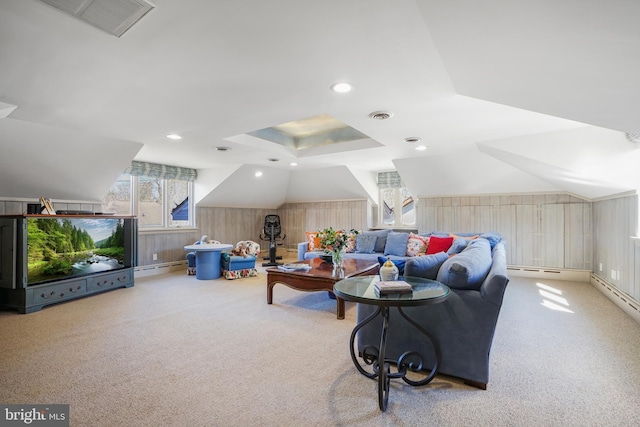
[39,0,155,37]
[241,114,382,157]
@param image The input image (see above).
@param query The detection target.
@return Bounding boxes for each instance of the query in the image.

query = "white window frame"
[378,187,416,227]
[105,175,195,231]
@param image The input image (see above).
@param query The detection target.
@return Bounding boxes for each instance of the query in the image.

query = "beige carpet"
[1,261,640,427]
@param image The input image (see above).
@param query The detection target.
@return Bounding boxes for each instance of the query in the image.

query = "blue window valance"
[377,171,404,189]
[125,161,197,182]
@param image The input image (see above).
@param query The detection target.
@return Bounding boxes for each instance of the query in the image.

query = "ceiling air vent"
[39,0,155,37]
[403,137,422,143]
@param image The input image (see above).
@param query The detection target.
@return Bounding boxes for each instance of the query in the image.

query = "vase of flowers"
[318,227,358,269]
[332,247,345,269]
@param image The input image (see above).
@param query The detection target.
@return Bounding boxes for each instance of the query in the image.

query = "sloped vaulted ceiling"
[1,1,640,206]
[477,127,640,199]
[0,117,142,201]
[415,0,640,135]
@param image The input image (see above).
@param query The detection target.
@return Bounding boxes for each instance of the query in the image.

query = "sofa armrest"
[297,242,309,261]
[480,242,509,306]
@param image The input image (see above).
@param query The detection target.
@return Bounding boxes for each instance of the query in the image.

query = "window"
[167,179,190,227]
[138,176,163,227]
[378,171,416,227]
[101,174,132,216]
[101,162,196,229]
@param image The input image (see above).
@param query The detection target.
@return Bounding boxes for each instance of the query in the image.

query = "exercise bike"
[259,214,286,267]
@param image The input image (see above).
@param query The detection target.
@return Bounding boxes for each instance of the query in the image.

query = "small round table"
[333,275,450,411]
[183,243,233,280]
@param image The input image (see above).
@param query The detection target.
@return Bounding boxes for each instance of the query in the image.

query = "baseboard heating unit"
[507,265,591,282]
[591,274,640,325]
[135,261,187,278]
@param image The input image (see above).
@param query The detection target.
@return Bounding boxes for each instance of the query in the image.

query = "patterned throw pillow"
[234,240,261,257]
[406,232,429,257]
[345,230,360,253]
[306,231,323,252]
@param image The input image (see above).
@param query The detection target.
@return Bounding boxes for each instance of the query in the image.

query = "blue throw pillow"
[403,252,449,280]
[355,234,377,253]
[377,256,406,275]
[447,237,468,255]
[384,232,410,257]
[362,229,391,253]
[479,232,501,249]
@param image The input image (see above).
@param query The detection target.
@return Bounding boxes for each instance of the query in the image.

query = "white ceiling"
[1,0,640,207]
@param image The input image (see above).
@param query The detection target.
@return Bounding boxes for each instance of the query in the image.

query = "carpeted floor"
[1,260,639,426]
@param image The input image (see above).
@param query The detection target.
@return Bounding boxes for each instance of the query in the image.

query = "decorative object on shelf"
[27,203,42,214]
[317,227,359,269]
[380,257,399,281]
[40,196,56,215]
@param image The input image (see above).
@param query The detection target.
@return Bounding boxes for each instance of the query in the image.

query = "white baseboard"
[135,261,187,278]
[507,265,591,282]
[591,274,640,325]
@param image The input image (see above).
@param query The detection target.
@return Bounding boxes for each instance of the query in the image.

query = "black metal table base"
[349,306,441,411]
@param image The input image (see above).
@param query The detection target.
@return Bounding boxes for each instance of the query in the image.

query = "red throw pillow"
[426,236,454,254]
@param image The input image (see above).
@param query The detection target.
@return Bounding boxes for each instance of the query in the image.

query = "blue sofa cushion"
[377,256,406,276]
[355,233,377,253]
[384,232,409,257]
[403,252,449,280]
[437,238,492,290]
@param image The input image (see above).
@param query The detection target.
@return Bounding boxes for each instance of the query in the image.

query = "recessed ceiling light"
[369,111,393,120]
[404,137,422,143]
[290,162,298,166]
[255,171,263,177]
[215,146,230,151]
[415,145,428,151]
[330,82,352,93]
[166,134,182,140]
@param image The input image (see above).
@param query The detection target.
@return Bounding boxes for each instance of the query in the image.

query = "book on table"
[374,280,413,295]
[278,263,312,272]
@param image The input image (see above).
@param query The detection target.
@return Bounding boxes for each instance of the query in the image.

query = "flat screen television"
[26,217,130,285]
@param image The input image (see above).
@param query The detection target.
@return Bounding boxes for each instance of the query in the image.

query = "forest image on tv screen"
[27,217,126,284]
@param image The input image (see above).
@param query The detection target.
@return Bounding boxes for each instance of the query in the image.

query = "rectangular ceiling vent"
[39,0,155,37]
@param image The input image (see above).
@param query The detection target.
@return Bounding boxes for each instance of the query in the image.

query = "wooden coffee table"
[266,258,379,319]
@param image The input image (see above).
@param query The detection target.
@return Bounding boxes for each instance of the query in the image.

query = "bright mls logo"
[0,405,69,427]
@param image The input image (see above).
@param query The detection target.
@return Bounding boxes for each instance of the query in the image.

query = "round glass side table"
[333,275,450,411]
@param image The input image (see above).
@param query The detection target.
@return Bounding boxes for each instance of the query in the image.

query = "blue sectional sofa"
[298,229,508,388]
[356,235,509,389]
[297,229,471,268]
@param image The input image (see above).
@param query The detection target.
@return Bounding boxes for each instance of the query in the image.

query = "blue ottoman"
[221,253,258,279]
